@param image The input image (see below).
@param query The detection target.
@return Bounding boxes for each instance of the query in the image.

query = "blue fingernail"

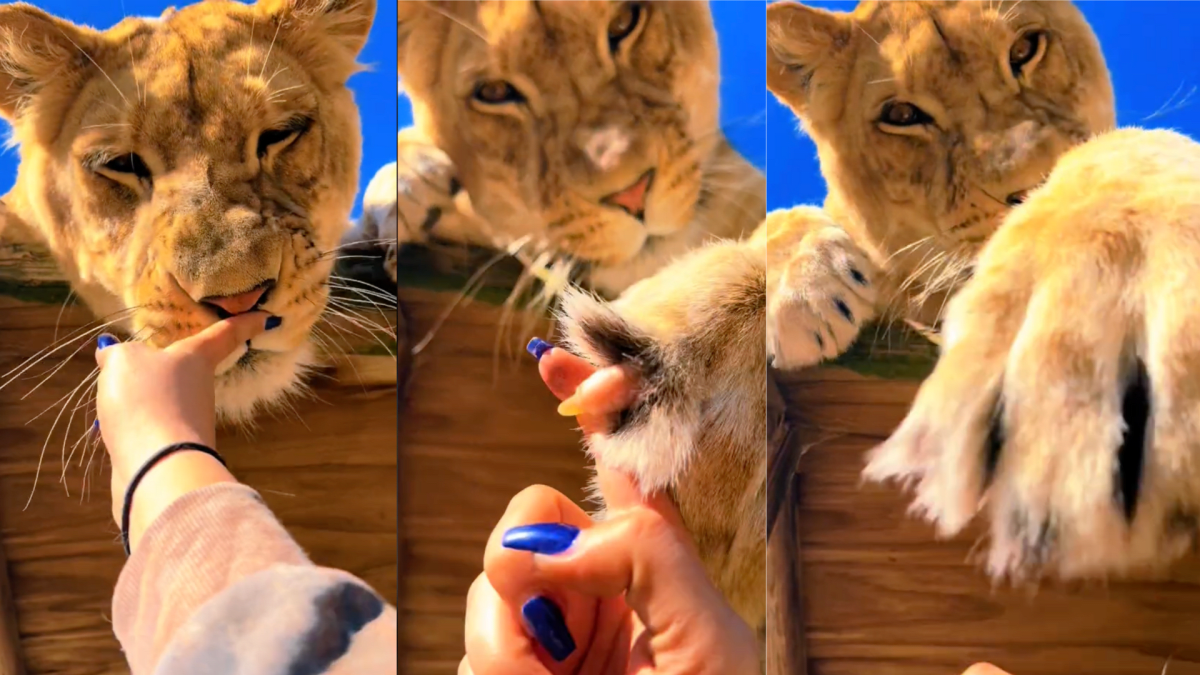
[526,337,553,361]
[521,596,575,662]
[502,523,580,555]
[265,315,282,330]
[97,334,119,350]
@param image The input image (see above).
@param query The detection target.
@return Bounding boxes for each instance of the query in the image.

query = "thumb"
[508,507,754,665]
[170,313,271,369]
[593,463,688,535]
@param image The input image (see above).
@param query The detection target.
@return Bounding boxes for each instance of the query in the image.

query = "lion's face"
[399,0,720,273]
[767,0,1114,288]
[0,0,374,421]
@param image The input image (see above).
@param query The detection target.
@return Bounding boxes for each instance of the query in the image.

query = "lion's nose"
[200,281,274,319]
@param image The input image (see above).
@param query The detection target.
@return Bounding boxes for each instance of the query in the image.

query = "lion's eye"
[104,153,152,180]
[608,2,645,51]
[1009,30,1044,76]
[257,118,310,158]
[472,80,525,105]
[879,101,934,127]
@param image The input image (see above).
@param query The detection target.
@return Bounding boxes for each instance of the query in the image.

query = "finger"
[485,485,594,602]
[534,345,596,400]
[94,333,121,369]
[484,485,596,667]
[564,367,639,417]
[592,463,688,533]
[534,345,638,435]
[169,313,270,369]
[462,573,546,675]
[511,507,754,664]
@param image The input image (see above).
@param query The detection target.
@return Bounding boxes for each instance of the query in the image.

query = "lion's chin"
[213,341,316,426]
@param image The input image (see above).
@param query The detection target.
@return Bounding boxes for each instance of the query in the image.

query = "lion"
[0,0,376,423]
[767,1,1200,584]
[555,229,768,647]
[866,127,1200,584]
[372,0,765,299]
[764,0,1114,368]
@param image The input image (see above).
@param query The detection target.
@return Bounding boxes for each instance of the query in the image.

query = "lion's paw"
[395,136,462,244]
[864,246,1200,584]
[768,225,877,370]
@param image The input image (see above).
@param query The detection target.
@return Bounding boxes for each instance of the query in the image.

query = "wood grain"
[0,294,398,675]
[768,369,806,675]
[781,365,1200,675]
[397,286,593,674]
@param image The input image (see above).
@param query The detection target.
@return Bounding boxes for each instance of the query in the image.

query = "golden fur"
[866,127,1200,583]
[768,1,1200,583]
[0,0,375,422]
[765,0,1114,368]
[556,231,767,644]
[372,0,764,297]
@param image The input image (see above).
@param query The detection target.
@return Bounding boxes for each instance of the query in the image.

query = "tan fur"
[866,127,1200,583]
[0,0,375,423]
[555,232,767,647]
[764,0,1114,368]
[367,0,765,297]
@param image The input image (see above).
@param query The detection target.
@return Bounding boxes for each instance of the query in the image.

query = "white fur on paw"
[395,138,460,243]
[769,226,876,370]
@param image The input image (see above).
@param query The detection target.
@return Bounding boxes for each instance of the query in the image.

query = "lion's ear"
[257,0,376,84]
[766,1,851,117]
[0,3,98,122]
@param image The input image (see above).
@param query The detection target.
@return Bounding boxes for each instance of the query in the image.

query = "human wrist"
[127,450,237,553]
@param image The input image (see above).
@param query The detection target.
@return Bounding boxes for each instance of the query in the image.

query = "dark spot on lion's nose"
[1115,360,1151,522]
[1005,190,1029,206]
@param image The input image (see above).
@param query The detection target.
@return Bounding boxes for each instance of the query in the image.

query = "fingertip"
[575,366,637,413]
[95,333,119,367]
[526,337,553,362]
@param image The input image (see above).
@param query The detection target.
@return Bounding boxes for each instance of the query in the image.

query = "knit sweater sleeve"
[111,482,397,675]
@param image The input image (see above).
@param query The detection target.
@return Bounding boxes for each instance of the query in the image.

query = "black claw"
[813,331,825,350]
[984,395,1005,489]
[448,177,462,196]
[850,267,868,286]
[420,206,444,232]
[834,298,854,323]
[1115,360,1151,523]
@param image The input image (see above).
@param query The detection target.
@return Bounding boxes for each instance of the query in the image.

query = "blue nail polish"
[265,316,283,330]
[521,596,575,662]
[526,337,553,361]
[97,334,119,350]
[502,523,580,555]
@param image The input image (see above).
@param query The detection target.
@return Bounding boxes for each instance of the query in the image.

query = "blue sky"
[397,0,767,172]
[767,1,1200,210]
[0,0,397,220]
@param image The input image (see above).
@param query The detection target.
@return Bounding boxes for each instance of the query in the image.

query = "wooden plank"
[397,283,590,672]
[768,368,807,675]
[780,356,1200,675]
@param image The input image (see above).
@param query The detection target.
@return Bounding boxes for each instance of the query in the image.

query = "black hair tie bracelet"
[120,442,227,556]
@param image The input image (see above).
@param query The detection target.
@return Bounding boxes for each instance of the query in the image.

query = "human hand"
[94,313,272,550]
[526,337,637,435]
[458,340,759,675]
